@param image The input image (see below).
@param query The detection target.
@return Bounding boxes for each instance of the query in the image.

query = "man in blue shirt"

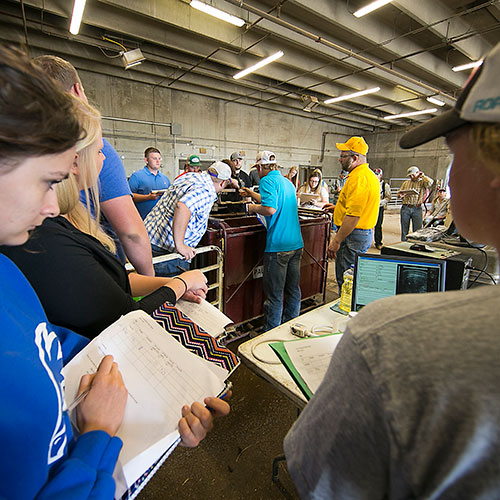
[129,147,171,219]
[242,151,304,331]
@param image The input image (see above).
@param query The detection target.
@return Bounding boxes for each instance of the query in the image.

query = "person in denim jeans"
[241,151,303,331]
[328,137,380,291]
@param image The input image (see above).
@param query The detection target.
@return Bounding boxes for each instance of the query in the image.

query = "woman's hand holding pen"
[178,394,231,447]
[76,355,128,436]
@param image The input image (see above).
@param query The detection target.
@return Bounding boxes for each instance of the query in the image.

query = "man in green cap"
[175,154,201,180]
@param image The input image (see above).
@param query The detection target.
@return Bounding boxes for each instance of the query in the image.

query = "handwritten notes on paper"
[285,334,343,394]
[62,310,228,497]
[176,298,232,338]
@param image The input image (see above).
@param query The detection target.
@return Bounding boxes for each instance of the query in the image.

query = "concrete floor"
[140,211,402,500]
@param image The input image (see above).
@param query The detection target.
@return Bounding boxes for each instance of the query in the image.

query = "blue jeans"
[335,228,373,292]
[151,244,190,277]
[400,205,423,241]
[263,248,303,332]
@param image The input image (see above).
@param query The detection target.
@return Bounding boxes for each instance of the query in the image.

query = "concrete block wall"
[364,129,452,185]
[79,69,358,182]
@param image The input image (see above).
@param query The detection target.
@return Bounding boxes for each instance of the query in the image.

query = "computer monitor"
[351,253,447,312]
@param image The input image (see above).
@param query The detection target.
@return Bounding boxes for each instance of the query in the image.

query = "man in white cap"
[249,151,263,187]
[398,166,433,240]
[241,151,304,331]
[285,40,500,500]
[145,161,231,276]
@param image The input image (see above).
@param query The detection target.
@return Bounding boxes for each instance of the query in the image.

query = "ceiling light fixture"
[426,96,445,107]
[324,86,380,104]
[384,108,437,120]
[190,0,245,27]
[233,51,284,80]
[121,48,146,69]
[301,95,320,112]
[452,60,483,72]
[354,0,393,18]
[69,0,86,35]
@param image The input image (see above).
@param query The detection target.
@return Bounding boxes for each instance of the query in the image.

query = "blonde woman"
[297,168,329,207]
[3,100,210,339]
[285,166,299,189]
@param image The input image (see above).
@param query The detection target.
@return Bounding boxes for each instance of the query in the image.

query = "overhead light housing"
[69,0,86,35]
[233,50,284,80]
[384,108,437,120]
[324,86,380,104]
[452,60,483,72]
[190,0,245,27]
[354,0,393,18]
[301,95,320,112]
[121,48,146,69]
[426,96,445,107]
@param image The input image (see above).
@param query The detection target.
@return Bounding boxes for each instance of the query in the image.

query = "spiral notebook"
[62,309,239,500]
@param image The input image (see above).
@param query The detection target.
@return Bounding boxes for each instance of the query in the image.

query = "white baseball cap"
[260,150,277,165]
[208,161,232,180]
[407,166,420,176]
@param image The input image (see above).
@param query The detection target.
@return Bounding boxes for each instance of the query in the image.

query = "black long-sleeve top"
[0,216,175,339]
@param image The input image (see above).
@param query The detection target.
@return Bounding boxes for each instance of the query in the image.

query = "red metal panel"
[200,214,330,326]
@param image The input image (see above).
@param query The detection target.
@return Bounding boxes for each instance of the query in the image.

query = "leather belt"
[403,204,421,208]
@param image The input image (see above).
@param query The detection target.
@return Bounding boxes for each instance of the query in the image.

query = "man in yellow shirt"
[328,137,380,291]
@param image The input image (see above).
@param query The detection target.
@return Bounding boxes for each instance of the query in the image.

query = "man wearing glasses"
[327,137,379,291]
[145,161,231,276]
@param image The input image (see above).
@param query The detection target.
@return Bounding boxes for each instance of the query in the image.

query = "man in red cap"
[328,136,379,290]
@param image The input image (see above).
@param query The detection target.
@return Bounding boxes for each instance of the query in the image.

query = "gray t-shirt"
[284,285,500,499]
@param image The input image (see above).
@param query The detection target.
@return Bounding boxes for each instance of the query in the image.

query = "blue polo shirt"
[128,166,171,219]
[259,170,303,253]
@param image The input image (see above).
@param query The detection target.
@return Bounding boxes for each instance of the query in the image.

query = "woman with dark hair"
[0,44,127,499]
[0,45,228,499]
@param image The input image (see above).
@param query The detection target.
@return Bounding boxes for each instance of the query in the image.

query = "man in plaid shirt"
[145,161,231,276]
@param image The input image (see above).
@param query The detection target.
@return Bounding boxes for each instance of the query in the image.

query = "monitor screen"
[351,253,447,312]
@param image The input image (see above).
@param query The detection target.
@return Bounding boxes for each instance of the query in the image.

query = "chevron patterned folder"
[151,303,239,373]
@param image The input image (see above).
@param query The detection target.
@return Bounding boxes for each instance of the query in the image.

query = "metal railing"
[125,245,224,311]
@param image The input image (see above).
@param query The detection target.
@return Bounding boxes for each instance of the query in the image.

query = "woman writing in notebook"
[0,45,228,500]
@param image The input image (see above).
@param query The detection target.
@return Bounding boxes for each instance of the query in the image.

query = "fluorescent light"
[427,96,445,107]
[190,0,245,27]
[69,0,86,35]
[324,86,380,104]
[384,108,437,120]
[452,60,483,72]
[354,0,393,18]
[233,51,284,80]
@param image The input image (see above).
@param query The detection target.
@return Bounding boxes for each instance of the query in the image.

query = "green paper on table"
[270,332,343,400]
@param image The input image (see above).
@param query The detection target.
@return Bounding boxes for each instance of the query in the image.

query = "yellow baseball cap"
[336,136,368,156]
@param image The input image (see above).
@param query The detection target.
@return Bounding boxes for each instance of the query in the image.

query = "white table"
[237,301,347,408]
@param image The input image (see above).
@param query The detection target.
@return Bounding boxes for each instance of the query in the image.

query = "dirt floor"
[139,210,402,500]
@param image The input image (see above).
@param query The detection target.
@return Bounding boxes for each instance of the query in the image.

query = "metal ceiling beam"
[236,0,464,92]
[394,0,492,61]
